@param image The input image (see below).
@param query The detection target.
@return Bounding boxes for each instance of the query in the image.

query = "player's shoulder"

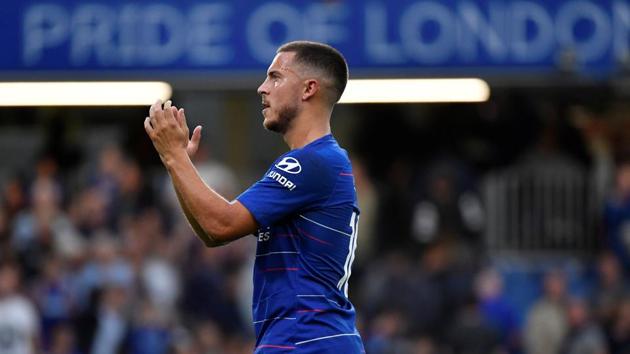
[282,134,349,174]
[302,134,350,165]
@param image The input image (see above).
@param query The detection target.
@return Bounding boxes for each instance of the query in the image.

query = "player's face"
[257,52,303,134]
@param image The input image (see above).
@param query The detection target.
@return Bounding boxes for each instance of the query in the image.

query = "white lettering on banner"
[365,2,404,64]
[71,5,117,66]
[457,1,508,62]
[510,1,554,63]
[246,3,302,63]
[18,1,630,69]
[142,4,185,66]
[614,2,630,62]
[23,5,69,66]
[305,3,349,44]
[23,3,231,67]
[370,0,623,64]
[556,1,611,63]
[401,2,455,64]
[246,2,347,63]
[189,4,233,65]
[118,5,140,66]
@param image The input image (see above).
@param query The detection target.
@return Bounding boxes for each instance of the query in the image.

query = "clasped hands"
[144,99,203,163]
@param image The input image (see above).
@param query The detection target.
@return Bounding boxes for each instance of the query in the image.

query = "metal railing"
[483,166,599,255]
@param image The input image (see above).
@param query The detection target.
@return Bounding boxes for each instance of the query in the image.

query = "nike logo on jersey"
[268,170,297,191]
[275,157,302,174]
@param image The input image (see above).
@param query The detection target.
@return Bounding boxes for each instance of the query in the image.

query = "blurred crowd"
[351,160,630,354]
[0,145,256,354]
[349,100,630,354]
[1,102,630,354]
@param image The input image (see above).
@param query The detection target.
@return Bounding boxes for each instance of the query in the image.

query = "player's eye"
[270,74,282,86]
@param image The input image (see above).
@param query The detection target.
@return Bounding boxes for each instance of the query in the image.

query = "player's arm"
[172,185,227,247]
[168,122,231,247]
[144,100,258,247]
[158,116,221,246]
[167,152,256,247]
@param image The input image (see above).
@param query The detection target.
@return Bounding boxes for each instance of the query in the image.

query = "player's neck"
[283,112,331,150]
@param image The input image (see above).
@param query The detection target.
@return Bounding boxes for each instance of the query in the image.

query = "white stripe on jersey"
[295,333,361,345]
[337,212,359,295]
[299,215,352,237]
[344,219,359,296]
[252,317,296,324]
[296,294,326,297]
[255,251,299,257]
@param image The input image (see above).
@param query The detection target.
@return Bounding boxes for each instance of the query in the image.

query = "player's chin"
[262,113,272,126]
[263,118,281,133]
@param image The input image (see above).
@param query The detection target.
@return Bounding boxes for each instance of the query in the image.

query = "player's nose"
[257,81,268,96]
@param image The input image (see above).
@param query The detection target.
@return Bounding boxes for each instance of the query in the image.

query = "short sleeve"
[237,149,333,227]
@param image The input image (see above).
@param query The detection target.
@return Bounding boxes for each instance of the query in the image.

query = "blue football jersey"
[237,134,364,353]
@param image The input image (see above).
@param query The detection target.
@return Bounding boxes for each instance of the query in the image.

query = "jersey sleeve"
[237,149,333,227]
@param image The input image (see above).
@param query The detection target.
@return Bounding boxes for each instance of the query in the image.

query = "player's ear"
[302,79,319,101]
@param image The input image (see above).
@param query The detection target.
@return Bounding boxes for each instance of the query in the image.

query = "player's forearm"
[173,186,226,247]
[163,150,243,243]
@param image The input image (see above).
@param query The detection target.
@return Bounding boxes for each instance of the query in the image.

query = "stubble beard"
[264,103,299,134]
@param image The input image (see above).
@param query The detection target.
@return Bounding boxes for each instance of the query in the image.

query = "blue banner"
[1,0,629,77]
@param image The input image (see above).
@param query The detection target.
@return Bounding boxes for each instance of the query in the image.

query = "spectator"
[46,323,80,354]
[524,269,569,354]
[68,187,109,237]
[12,174,82,278]
[0,204,9,259]
[179,249,247,335]
[560,297,608,354]
[32,255,75,349]
[74,235,133,311]
[88,144,125,231]
[2,177,26,224]
[191,320,224,354]
[358,251,445,336]
[350,157,378,268]
[89,285,131,354]
[607,297,630,354]
[122,207,180,317]
[364,310,408,354]
[475,267,519,352]
[593,252,629,329]
[0,261,40,354]
[128,300,171,354]
[410,158,484,249]
[603,159,630,271]
[139,255,180,318]
[409,336,438,354]
[112,158,155,221]
[447,296,502,354]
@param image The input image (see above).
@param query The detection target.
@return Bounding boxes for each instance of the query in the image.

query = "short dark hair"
[277,41,349,104]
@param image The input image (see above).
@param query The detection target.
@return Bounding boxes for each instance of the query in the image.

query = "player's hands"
[144,99,202,164]
[184,118,203,158]
[169,102,203,158]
